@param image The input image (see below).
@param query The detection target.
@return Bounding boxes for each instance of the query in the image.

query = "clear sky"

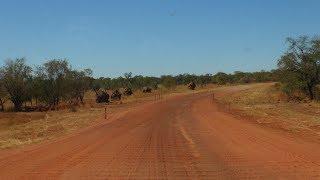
[0,0,319,77]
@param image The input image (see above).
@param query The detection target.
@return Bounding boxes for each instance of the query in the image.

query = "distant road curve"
[0,88,320,179]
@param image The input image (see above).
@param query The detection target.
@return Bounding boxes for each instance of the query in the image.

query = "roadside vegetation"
[213,35,320,138]
[0,58,93,112]
[277,36,320,101]
[0,65,272,149]
[0,58,277,112]
[215,83,320,138]
[0,35,319,148]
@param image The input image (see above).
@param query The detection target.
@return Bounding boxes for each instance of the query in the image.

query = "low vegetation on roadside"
[215,83,320,137]
[215,36,320,136]
[0,59,277,112]
[0,35,319,148]
[0,59,93,112]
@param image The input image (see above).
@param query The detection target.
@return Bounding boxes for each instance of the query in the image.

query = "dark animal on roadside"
[24,106,38,112]
[142,86,152,93]
[96,90,109,103]
[123,87,133,96]
[111,90,122,101]
[188,82,196,90]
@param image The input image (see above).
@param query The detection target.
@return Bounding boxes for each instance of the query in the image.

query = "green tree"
[0,58,32,111]
[66,68,93,103]
[278,36,320,100]
[0,77,8,111]
[36,59,70,107]
[213,72,233,85]
[161,75,176,89]
[92,79,102,95]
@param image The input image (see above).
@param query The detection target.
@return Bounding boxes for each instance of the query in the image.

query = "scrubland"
[214,83,320,139]
[1,82,320,150]
[0,85,216,149]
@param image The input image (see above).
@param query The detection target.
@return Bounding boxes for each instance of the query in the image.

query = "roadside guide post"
[155,92,161,101]
[212,92,215,102]
[104,106,107,120]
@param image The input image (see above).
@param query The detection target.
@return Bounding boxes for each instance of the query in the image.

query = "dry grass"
[5,83,319,149]
[0,90,129,149]
[120,84,217,103]
[0,107,107,149]
[0,84,215,149]
[214,83,320,137]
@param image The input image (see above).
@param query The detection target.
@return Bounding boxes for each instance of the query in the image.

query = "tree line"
[0,58,93,111]
[1,35,318,112]
[0,58,277,112]
[92,71,277,92]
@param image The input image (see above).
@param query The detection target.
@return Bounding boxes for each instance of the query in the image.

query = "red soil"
[0,91,319,179]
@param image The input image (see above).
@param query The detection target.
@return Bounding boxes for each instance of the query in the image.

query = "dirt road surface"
[1,90,320,179]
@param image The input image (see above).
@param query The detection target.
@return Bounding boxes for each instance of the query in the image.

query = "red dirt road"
[1,92,320,179]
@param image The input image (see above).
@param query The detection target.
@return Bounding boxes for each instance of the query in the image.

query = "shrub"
[278,36,320,100]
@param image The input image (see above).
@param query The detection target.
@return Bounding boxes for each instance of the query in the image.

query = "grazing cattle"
[123,87,133,96]
[188,82,196,90]
[142,86,152,93]
[111,90,122,101]
[96,90,109,103]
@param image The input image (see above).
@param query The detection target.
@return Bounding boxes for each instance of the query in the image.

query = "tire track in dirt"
[190,93,320,179]
[0,90,320,179]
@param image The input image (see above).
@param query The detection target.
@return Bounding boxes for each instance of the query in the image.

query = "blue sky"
[0,0,319,77]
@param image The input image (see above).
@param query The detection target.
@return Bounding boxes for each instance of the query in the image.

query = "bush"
[315,85,320,101]
[161,76,176,89]
[69,105,78,112]
[277,36,320,100]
